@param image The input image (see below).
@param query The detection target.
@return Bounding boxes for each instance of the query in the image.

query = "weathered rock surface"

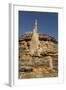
[19,32,58,78]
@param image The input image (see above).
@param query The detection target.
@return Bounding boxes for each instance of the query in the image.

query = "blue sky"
[19,11,58,40]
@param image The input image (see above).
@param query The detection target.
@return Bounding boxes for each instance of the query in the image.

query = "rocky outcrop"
[19,32,58,79]
[19,32,58,43]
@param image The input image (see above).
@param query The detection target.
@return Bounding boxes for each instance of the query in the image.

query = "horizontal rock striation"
[19,32,58,78]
